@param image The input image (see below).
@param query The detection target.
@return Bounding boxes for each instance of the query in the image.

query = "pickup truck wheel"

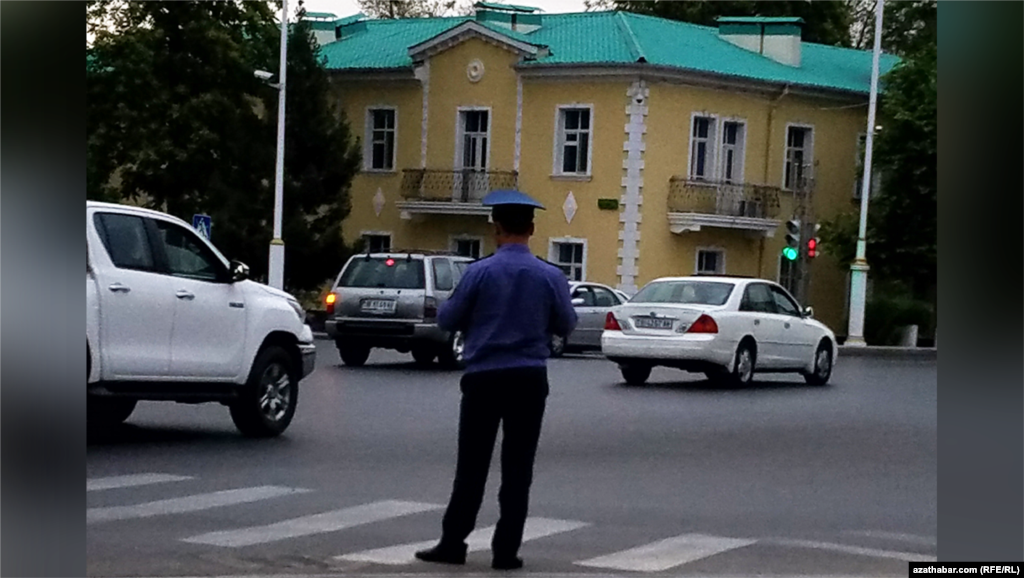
[337,343,370,367]
[87,397,137,427]
[230,346,297,438]
[438,331,465,370]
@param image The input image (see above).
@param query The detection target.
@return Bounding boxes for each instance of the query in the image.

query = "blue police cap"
[481,189,546,210]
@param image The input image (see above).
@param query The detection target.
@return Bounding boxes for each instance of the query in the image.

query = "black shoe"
[414,542,467,565]
[492,555,524,570]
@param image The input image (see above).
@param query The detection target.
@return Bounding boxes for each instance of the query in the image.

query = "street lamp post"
[268,0,289,290]
[846,0,884,347]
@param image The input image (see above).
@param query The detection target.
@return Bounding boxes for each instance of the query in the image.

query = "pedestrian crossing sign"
[192,214,212,240]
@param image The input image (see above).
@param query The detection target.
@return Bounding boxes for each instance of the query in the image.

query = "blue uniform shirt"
[438,243,578,375]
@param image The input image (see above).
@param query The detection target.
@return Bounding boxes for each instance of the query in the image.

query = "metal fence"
[400,169,518,203]
[667,177,783,219]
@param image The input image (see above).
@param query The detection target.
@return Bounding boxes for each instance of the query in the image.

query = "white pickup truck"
[86,201,316,437]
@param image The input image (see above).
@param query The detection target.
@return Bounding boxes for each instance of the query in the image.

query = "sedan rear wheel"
[620,364,651,386]
[722,342,756,388]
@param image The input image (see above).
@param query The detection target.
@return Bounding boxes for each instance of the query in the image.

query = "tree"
[357,0,457,19]
[86,0,362,292]
[820,1,936,300]
[608,0,854,47]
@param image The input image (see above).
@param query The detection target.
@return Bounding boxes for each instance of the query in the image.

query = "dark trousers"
[440,366,549,558]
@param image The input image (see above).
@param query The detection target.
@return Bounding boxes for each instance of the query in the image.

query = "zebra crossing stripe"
[337,517,589,565]
[87,486,309,524]
[576,533,757,572]
[87,473,193,491]
[767,538,937,562]
[847,530,937,546]
[182,500,444,547]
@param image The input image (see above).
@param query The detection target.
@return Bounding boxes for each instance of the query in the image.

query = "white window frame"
[782,123,814,190]
[695,246,726,275]
[687,112,719,181]
[548,237,588,282]
[449,234,484,259]
[364,106,398,172]
[719,118,747,184]
[454,106,492,171]
[552,104,594,177]
[360,230,393,253]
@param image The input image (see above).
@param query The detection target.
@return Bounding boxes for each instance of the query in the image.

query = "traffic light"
[807,223,821,258]
[783,219,800,261]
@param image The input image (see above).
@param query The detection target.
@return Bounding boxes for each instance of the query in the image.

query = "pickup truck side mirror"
[230,260,250,283]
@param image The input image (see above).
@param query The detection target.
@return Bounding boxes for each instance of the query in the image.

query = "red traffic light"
[807,238,818,258]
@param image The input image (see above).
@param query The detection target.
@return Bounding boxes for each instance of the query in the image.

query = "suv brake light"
[424,296,438,318]
[325,292,337,315]
[604,312,622,331]
[686,314,718,334]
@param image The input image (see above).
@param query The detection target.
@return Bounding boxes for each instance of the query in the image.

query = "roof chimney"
[716,16,804,67]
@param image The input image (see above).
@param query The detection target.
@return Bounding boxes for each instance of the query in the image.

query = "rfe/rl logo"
[192,214,212,240]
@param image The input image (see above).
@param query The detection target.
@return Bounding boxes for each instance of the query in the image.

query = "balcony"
[666,177,783,237]
[395,169,518,219]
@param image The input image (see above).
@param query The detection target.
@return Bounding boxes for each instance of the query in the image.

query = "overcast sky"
[298,0,590,18]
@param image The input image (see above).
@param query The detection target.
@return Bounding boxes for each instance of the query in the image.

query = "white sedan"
[600,276,837,387]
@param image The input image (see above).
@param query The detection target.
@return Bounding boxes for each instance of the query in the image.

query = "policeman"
[415,190,578,571]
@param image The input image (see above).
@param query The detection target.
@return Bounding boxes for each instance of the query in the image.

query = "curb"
[838,346,936,360]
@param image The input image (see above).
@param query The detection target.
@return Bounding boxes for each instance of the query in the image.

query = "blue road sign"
[192,214,212,240]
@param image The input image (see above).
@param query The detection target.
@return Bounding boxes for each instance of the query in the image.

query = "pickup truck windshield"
[340,258,425,289]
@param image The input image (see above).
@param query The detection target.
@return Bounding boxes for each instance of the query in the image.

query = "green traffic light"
[782,247,798,261]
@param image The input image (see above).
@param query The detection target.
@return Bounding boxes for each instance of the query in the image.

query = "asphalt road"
[87,340,936,578]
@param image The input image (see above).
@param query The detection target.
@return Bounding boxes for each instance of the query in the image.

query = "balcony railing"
[400,169,518,203]
[667,177,782,220]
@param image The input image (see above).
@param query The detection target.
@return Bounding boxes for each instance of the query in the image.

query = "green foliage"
[86,1,362,293]
[609,0,855,47]
[357,0,457,19]
[864,292,934,346]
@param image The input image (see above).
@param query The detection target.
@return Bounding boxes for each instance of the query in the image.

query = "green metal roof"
[716,16,805,25]
[473,2,541,13]
[321,10,899,94]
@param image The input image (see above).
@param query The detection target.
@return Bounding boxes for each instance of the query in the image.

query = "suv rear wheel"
[338,342,370,367]
[412,347,436,366]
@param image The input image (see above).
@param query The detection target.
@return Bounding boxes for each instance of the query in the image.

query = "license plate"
[634,317,673,329]
[360,299,396,313]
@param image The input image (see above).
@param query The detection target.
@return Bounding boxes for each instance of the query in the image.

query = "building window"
[459,110,489,170]
[784,125,813,189]
[363,233,391,253]
[720,121,745,183]
[557,107,591,174]
[551,241,585,281]
[696,249,724,275]
[779,255,798,295]
[367,108,396,171]
[452,238,481,259]
[689,116,716,180]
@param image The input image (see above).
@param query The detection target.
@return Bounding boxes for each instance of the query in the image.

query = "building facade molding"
[617,78,649,295]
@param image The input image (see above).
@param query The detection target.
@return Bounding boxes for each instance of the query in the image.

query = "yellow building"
[312,4,897,335]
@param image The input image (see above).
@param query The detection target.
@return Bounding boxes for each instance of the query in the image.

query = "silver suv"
[324,251,475,368]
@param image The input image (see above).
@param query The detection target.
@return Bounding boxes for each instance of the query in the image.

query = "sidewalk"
[838,345,937,360]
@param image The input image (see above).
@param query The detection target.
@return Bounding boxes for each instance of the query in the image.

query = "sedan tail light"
[686,314,718,334]
[604,312,622,331]
[325,292,337,315]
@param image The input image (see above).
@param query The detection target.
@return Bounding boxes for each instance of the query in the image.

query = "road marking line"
[847,530,937,546]
[182,500,444,547]
[575,533,757,572]
[87,473,194,491]
[768,538,937,562]
[87,486,309,524]
[337,517,589,565]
